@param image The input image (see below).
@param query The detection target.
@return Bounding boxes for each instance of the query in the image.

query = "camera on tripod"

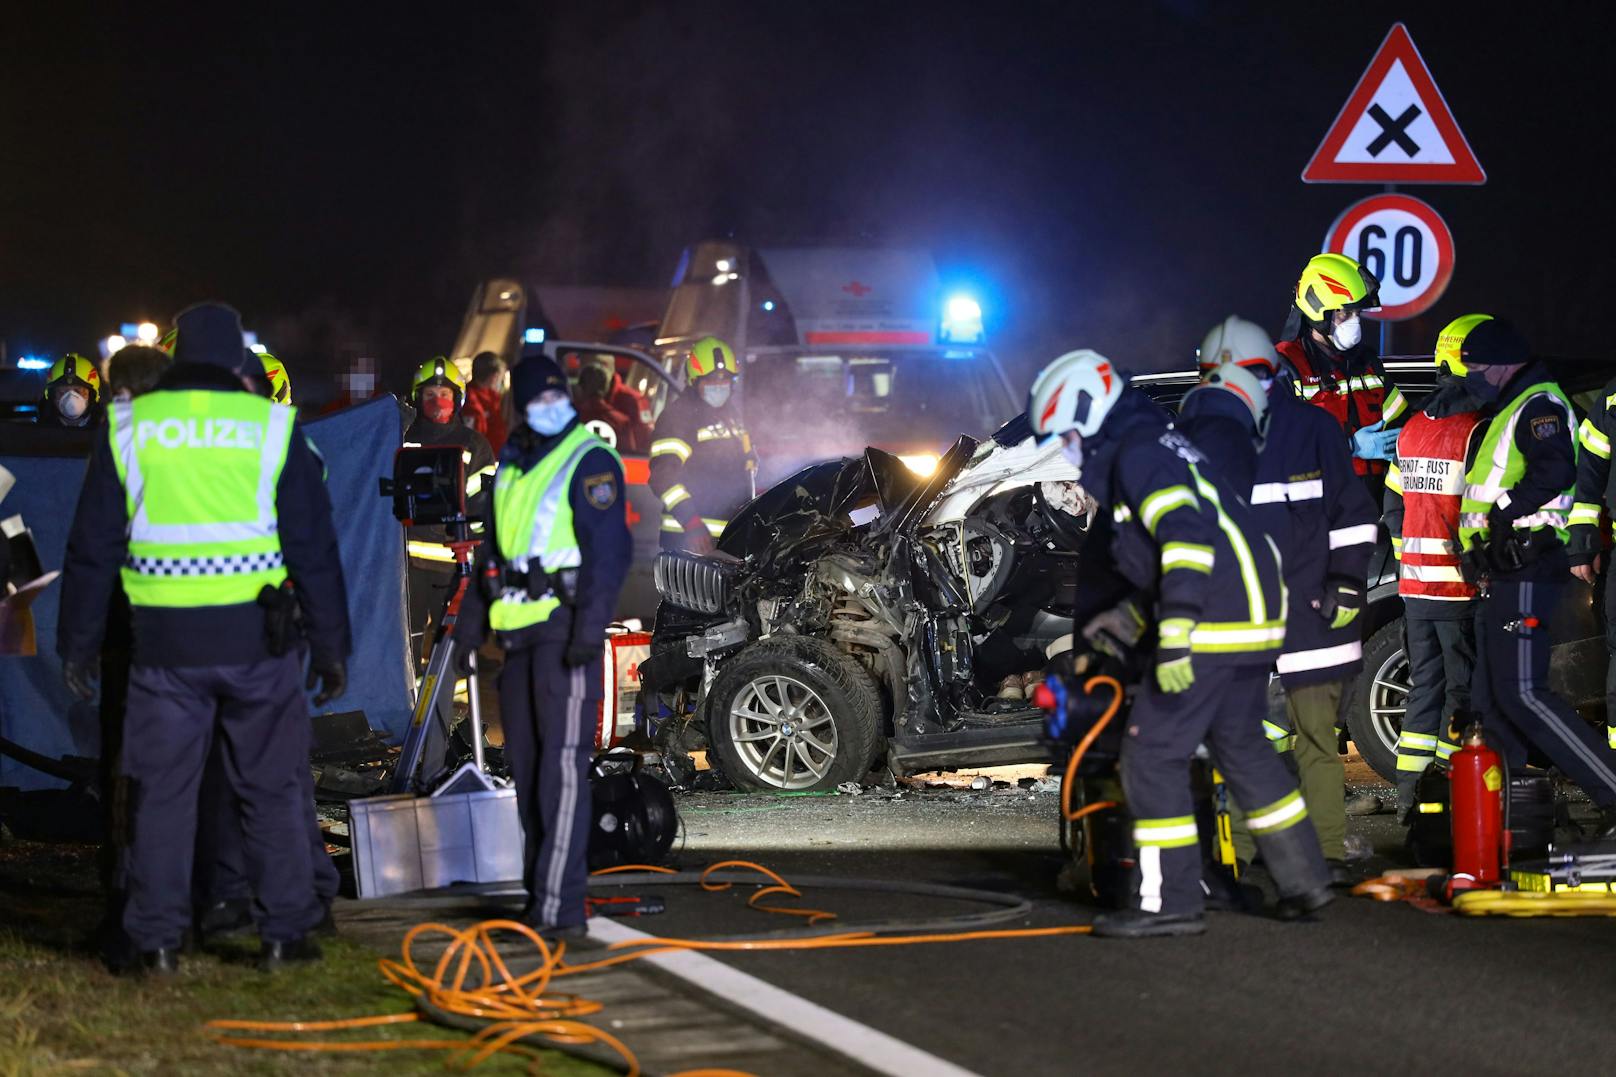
[379,445,468,527]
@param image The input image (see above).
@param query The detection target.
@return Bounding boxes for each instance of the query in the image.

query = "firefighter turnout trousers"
[1123,665,1329,915]
[498,643,601,928]
[1395,615,1472,809]
[1474,576,1616,809]
[120,653,321,951]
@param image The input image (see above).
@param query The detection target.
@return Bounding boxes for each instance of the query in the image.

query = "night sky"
[3,3,1611,391]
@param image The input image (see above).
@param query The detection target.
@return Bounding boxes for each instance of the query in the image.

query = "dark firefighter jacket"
[1083,389,1286,667]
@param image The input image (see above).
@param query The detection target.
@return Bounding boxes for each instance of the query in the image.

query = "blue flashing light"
[940,294,985,344]
[761,300,776,312]
[119,323,140,338]
[524,327,546,344]
[17,356,50,371]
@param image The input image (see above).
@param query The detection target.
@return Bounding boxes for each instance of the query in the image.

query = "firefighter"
[456,355,631,938]
[254,351,292,404]
[38,353,103,428]
[1454,318,1616,836]
[1278,253,1408,501]
[57,302,350,974]
[1382,316,1491,818]
[1569,371,1616,753]
[462,351,511,456]
[649,337,757,554]
[577,353,652,454]
[1031,349,1332,936]
[1187,317,1379,882]
[404,358,496,661]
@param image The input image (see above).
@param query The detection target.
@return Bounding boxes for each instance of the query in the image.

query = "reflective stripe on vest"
[108,392,294,607]
[1396,410,1480,601]
[490,426,618,631]
[1458,384,1576,550]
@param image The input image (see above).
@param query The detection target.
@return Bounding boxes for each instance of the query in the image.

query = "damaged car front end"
[641,422,1092,791]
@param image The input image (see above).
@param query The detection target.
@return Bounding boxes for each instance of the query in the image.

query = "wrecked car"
[641,418,1093,790]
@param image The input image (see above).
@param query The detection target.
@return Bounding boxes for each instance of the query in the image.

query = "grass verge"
[0,837,607,1075]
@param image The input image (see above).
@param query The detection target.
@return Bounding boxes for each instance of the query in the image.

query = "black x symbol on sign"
[1366,103,1422,157]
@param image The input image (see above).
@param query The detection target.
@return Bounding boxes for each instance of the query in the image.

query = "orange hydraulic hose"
[1061,674,1124,822]
[208,859,1092,1072]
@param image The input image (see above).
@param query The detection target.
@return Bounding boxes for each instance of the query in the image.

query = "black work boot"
[1325,859,1354,888]
[1274,886,1335,921]
[136,948,181,977]
[537,923,589,945]
[258,936,323,972]
[197,897,255,944]
[1091,908,1206,938]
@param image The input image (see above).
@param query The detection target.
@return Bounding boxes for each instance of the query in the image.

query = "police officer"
[1030,349,1331,937]
[1454,318,1616,836]
[1279,254,1408,500]
[57,302,351,974]
[457,355,630,938]
[1382,316,1490,817]
[1568,370,1616,753]
[1186,317,1378,882]
[38,354,104,428]
[650,336,757,554]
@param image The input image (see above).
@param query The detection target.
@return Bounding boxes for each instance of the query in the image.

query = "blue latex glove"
[1351,420,1398,461]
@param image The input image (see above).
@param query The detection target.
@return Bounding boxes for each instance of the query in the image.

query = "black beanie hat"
[1459,318,1531,368]
[172,302,246,370]
[511,355,569,409]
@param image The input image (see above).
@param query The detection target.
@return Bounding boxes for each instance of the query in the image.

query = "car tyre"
[706,636,883,793]
[1347,620,1407,783]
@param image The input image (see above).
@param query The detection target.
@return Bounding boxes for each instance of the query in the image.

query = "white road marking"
[587,918,985,1077]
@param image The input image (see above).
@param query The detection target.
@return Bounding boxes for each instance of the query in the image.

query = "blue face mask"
[526,398,576,436]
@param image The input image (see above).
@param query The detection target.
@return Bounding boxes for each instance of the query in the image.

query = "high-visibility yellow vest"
[107,391,295,608]
[490,425,617,631]
[1458,382,1576,550]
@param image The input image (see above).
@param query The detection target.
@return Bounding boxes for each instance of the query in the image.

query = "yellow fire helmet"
[685,336,738,382]
[1293,253,1380,325]
[44,353,101,404]
[1433,314,1493,376]
[411,356,466,402]
[259,352,292,404]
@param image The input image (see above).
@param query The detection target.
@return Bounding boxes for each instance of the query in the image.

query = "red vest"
[1396,410,1481,602]
[1276,339,1389,476]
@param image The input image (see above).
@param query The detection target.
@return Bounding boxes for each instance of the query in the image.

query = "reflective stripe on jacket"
[1276,339,1407,477]
[1458,382,1576,550]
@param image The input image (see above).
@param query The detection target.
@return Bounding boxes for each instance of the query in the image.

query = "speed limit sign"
[1323,193,1454,321]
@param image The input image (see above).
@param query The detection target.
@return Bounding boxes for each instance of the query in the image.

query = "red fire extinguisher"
[1448,723,1505,897]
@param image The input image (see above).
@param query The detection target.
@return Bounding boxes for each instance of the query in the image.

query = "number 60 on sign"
[1323,193,1454,322]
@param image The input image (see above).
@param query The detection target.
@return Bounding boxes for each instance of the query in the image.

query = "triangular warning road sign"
[1302,23,1485,185]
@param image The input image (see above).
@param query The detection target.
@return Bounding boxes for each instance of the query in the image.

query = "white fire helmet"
[1027,349,1124,442]
[1186,359,1272,447]
[1197,315,1279,376]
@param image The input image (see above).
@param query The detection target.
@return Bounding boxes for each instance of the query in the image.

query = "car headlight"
[899,452,940,476]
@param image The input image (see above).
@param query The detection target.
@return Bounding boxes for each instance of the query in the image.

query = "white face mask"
[56,390,89,420]
[526,398,576,436]
[1061,437,1084,478]
[701,382,732,408]
[1330,313,1362,352]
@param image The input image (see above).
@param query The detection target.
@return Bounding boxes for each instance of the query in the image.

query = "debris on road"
[970,776,991,791]
[837,781,864,796]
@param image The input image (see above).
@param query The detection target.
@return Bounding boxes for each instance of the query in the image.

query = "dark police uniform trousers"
[193,737,340,915]
[121,653,321,950]
[1474,568,1616,809]
[499,643,600,927]
[1123,665,1329,915]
